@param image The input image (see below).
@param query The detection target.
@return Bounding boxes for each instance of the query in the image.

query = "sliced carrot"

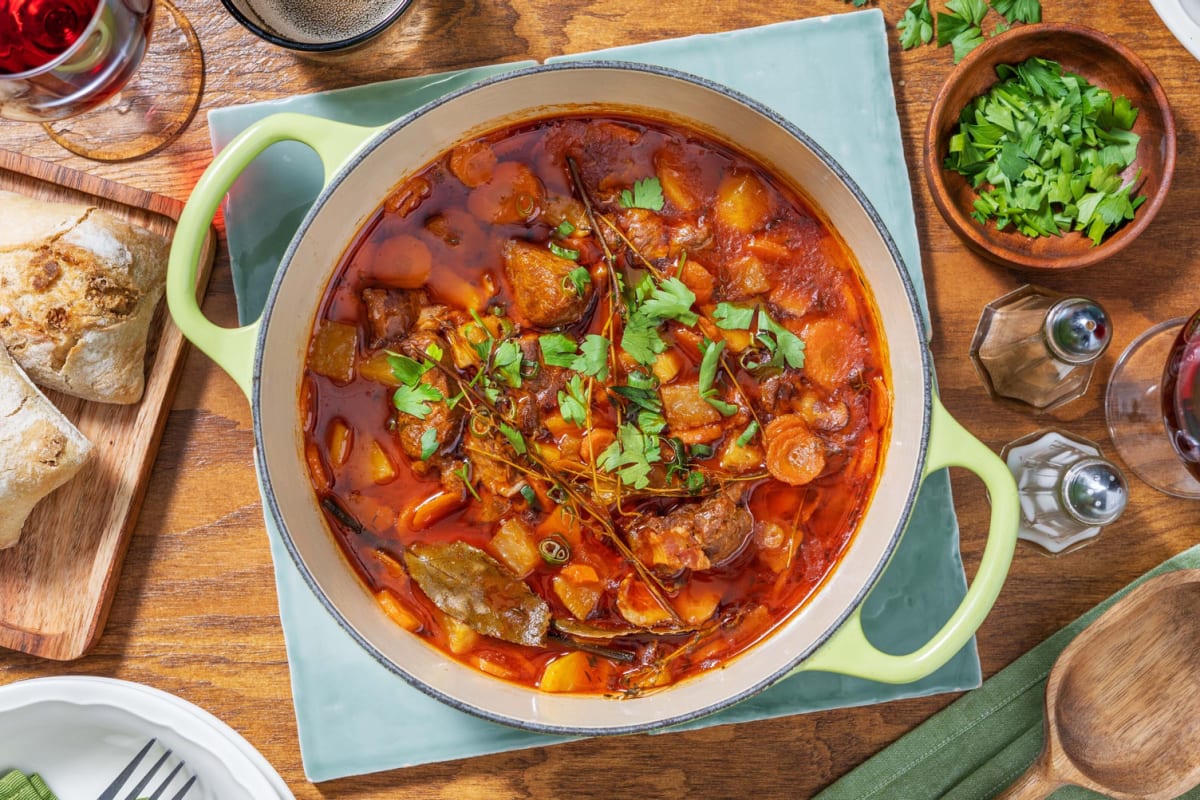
[764,414,826,486]
[407,489,467,530]
[672,422,726,445]
[801,317,865,392]
[376,589,421,632]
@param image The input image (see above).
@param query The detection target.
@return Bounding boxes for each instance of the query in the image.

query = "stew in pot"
[301,113,891,696]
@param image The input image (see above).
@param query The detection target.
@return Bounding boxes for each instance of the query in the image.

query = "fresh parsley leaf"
[619,176,665,211]
[497,422,527,455]
[575,334,610,380]
[597,423,662,490]
[419,427,439,461]
[946,0,988,25]
[897,0,933,50]
[685,470,706,494]
[558,375,589,427]
[563,265,591,296]
[620,313,668,366]
[620,278,697,365]
[767,319,807,370]
[713,302,756,330]
[539,333,579,368]
[637,410,668,436]
[610,384,663,414]
[387,352,432,386]
[492,339,524,388]
[549,241,580,261]
[393,381,443,419]
[989,0,1040,23]
[639,277,698,326]
[736,420,760,447]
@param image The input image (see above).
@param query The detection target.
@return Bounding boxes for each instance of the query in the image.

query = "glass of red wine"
[1106,309,1200,499]
[0,0,203,161]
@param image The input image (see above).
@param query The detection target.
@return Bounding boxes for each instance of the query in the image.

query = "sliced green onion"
[538,534,571,565]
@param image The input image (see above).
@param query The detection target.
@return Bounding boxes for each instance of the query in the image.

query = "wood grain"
[0,1,1198,798]
[0,151,216,660]
[997,570,1200,799]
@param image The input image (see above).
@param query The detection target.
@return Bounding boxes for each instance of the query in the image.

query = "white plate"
[0,676,293,800]
[1149,0,1200,60]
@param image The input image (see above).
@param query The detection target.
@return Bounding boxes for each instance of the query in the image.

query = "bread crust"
[0,343,93,549]
[0,190,169,404]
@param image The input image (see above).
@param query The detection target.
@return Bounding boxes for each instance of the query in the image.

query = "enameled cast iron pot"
[167,63,1020,735]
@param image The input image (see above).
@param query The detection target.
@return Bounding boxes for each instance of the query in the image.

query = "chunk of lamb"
[362,288,429,350]
[502,240,592,328]
[627,487,753,574]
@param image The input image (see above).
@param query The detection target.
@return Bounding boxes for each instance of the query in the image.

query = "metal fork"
[97,738,197,800]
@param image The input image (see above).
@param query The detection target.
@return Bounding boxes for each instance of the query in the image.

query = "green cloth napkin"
[0,771,56,800]
[815,544,1200,800]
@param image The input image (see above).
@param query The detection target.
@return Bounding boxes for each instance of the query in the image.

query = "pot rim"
[251,61,933,734]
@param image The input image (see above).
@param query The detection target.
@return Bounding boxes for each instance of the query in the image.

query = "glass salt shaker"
[1003,429,1128,554]
[970,285,1112,410]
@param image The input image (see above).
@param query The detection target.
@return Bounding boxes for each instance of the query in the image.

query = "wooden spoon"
[997,569,1200,799]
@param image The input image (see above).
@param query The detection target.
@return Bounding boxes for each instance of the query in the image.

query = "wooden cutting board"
[0,150,216,661]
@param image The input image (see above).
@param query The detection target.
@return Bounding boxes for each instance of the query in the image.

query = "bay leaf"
[404,540,550,647]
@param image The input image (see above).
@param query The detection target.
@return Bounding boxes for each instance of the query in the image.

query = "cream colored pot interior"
[254,65,930,733]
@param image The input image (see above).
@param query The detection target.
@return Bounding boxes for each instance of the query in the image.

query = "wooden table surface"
[2,1,1198,797]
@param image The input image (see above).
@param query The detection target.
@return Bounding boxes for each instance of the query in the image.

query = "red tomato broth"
[301,113,890,696]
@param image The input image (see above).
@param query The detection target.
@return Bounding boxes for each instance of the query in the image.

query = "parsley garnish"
[619,176,665,211]
[539,333,579,368]
[989,0,1040,23]
[491,339,524,388]
[713,303,806,370]
[558,375,589,427]
[497,422,527,455]
[389,348,445,419]
[597,423,662,490]
[620,277,698,366]
[937,0,987,63]
[563,265,591,296]
[944,57,1147,245]
[897,0,933,50]
[576,334,610,380]
[419,428,439,460]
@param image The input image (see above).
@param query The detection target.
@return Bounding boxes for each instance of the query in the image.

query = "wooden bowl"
[924,23,1176,271]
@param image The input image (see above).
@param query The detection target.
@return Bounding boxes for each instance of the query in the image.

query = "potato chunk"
[715,170,772,233]
[660,381,722,429]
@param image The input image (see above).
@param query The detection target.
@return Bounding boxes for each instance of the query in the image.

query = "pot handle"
[167,112,379,398]
[794,395,1018,684]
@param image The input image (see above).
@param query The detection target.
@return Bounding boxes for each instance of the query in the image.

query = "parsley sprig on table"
[944,56,1146,245]
[863,0,1043,58]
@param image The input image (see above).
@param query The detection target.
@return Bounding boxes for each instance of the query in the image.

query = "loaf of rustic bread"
[0,342,93,549]
[0,190,169,404]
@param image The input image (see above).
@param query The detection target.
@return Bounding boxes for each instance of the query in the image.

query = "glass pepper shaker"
[970,285,1112,410]
[1002,429,1128,554]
